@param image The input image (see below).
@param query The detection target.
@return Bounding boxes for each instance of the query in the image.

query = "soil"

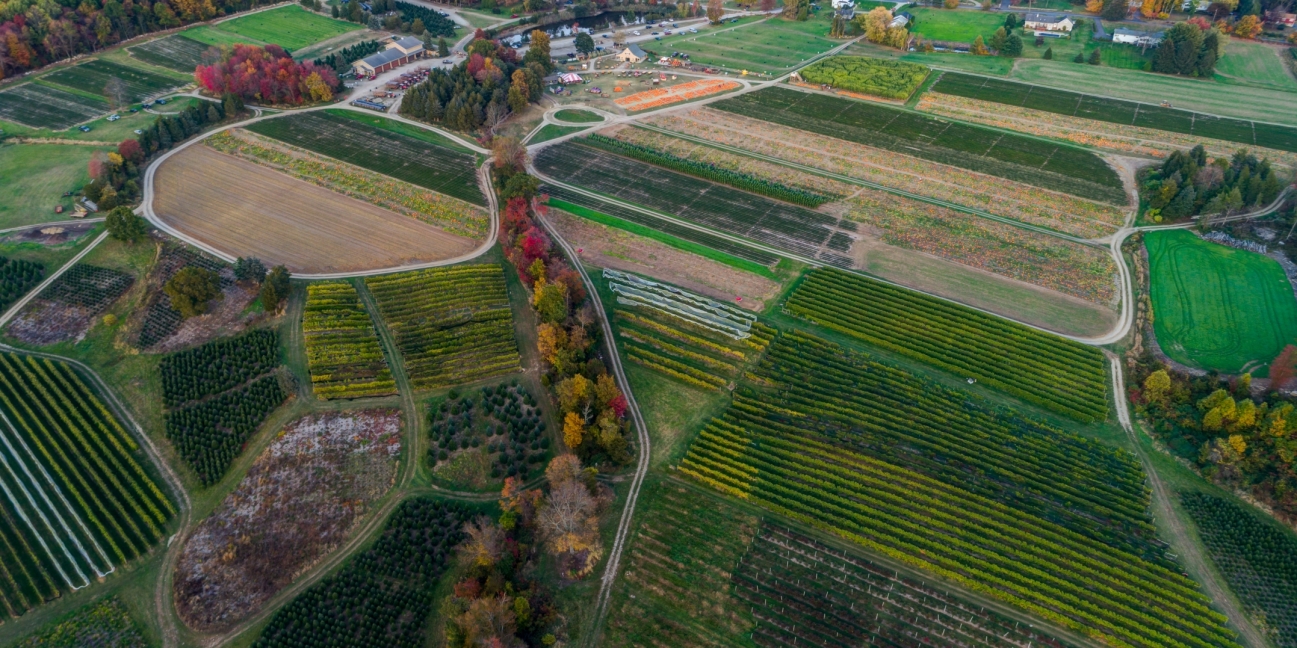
[546,208,781,311]
[9,302,101,345]
[173,410,401,633]
[152,145,476,274]
[1,221,98,245]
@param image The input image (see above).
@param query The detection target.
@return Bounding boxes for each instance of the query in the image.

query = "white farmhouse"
[1112,27,1164,46]
[1023,12,1075,34]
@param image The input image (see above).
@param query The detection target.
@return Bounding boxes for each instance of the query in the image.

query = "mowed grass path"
[1146,230,1297,375]
[199,5,359,52]
[652,14,840,73]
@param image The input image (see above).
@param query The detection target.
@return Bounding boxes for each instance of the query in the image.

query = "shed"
[617,44,648,64]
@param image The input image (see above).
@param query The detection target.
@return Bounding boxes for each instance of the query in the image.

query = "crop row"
[1181,492,1297,646]
[0,83,107,130]
[246,112,485,206]
[303,282,395,400]
[165,375,286,486]
[536,143,855,267]
[750,331,1160,561]
[712,87,1126,204]
[254,498,472,648]
[160,330,280,408]
[41,265,133,312]
[581,134,829,206]
[678,334,1237,648]
[737,523,1079,648]
[0,353,174,617]
[786,268,1108,422]
[0,257,45,314]
[42,59,180,104]
[365,266,520,390]
[128,34,211,73]
[931,72,1297,154]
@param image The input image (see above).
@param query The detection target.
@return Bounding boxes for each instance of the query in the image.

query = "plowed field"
[153,146,476,274]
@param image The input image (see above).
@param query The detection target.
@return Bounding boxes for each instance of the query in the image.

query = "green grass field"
[0,143,113,229]
[1146,229,1297,375]
[1214,40,1297,92]
[181,24,267,47]
[528,124,587,144]
[649,13,840,74]
[41,59,185,103]
[846,41,1015,75]
[1010,59,1297,125]
[907,7,1006,43]
[195,6,360,52]
[552,109,604,123]
[321,108,474,153]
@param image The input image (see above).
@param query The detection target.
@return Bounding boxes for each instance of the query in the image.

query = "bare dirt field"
[547,208,782,311]
[153,146,477,274]
[174,409,401,632]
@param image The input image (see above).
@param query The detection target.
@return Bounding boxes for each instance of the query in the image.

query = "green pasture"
[649,13,840,74]
[1010,59,1297,125]
[846,41,1015,75]
[181,24,267,47]
[528,124,587,144]
[1214,40,1297,92]
[1146,229,1297,375]
[552,109,604,123]
[907,7,1005,44]
[0,143,114,229]
[204,6,360,52]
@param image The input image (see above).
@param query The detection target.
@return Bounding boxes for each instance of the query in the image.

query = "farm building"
[889,11,912,28]
[832,0,855,19]
[1112,27,1164,46]
[1023,13,1074,34]
[617,44,648,64]
[352,36,426,76]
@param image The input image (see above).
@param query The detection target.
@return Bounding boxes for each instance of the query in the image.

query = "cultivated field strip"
[536,142,855,267]
[42,59,182,104]
[786,268,1108,421]
[931,72,1297,153]
[365,265,521,389]
[165,375,286,486]
[712,86,1125,204]
[159,330,280,408]
[9,264,135,346]
[544,185,782,267]
[0,353,175,617]
[247,112,485,206]
[128,34,213,73]
[679,332,1241,648]
[302,281,396,400]
[737,524,1080,648]
[0,83,107,129]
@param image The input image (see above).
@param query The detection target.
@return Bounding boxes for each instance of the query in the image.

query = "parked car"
[156,97,168,104]
[107,114,120,121]
[134,129,144,135]
[78,125,91,132]
[632,30,641,35]
[443,59,452,64]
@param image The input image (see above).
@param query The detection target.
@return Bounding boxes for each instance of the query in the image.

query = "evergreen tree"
[1088,48,1102,65]
[1073,51,1085,63]
[1001,33,1023,57]
[1043,46,1053,59]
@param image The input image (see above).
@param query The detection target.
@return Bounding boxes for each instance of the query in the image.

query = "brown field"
[153,146,477,274]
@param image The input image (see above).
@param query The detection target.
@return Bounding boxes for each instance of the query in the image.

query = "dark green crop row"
[165,375,286,486]
[160,330,280,408]
[582,134,832,207]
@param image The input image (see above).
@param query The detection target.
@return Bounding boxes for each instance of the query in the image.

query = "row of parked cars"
[76,97,169,132]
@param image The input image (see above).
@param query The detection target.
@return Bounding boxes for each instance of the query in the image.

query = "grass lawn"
[454,7,509,28]
[552,108,604,123]
[1011,59,1297,125]
[181,24,268,47]
[1146,229,1297,375]
[908,7,1006,44]
[1214,40,1297,92]
[649,13,840,74]
[213,5,361,52]
[528,123,587,144]
[0,143,115,229]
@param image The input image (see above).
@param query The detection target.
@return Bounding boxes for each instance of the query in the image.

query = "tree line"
[1143,145,1284,222]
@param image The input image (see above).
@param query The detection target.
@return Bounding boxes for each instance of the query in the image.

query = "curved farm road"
[1108,356,1268,648]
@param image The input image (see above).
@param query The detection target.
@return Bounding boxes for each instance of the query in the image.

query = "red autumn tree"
[117,139,143,165]
[1270,345,1297,392]
[194,44,339,106]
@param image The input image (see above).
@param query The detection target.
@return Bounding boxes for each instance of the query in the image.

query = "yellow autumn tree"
[536,323,566,367]
[1143,369,1171,403]
[1227,434,1247,455]
[303,72,333,102]
[860,7,892,44]
[557,374,593,413]
[563,412,585,449]
[1234,14,1262,39]
[1085,0,1103,12]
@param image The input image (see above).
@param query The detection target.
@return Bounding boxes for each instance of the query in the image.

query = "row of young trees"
[0,0,273,80]
[1142,145,1285,222]
[398,30,551,133]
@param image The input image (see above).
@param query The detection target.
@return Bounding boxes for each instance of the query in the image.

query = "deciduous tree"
[165,267,222,318]
[105,206,146,243]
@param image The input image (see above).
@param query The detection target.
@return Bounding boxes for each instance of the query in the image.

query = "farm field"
[41,59,184,104]
[164,374,286,486]
[179,25,266,48]
[787,268,1109,421]
[907,7,1006,43]
[535,141,858,267]
[0,352,175,618]
[0,83,108,130]
[712,86,1126,204]
[152,144,477,274]
[929,72,1297,154]
[321,108,475,153]
[247,112,486,205]
[528,123,586,144]
[605,478,1081,647]
[302,282,395,400]
[1145,230,1297,375]
[427,383,549,489]
[1009,59,1297,126]
[174,410,400,632]
[845,40,1017,75]
[678,329,1238,648]
[0,257,44,314]
[1213,40,1297,92]
[1181,492,1297,647]
[548,208,784,309]
[649,14,840,74]
[10,596,146,647]
[253,497,473,647]
[205,5,361,52]
[128,34,213,73]
[0,144,112,228]
[797,56,930,100]
[613,79,741,112]
[8,264,134,345]
[364,265,521,390]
